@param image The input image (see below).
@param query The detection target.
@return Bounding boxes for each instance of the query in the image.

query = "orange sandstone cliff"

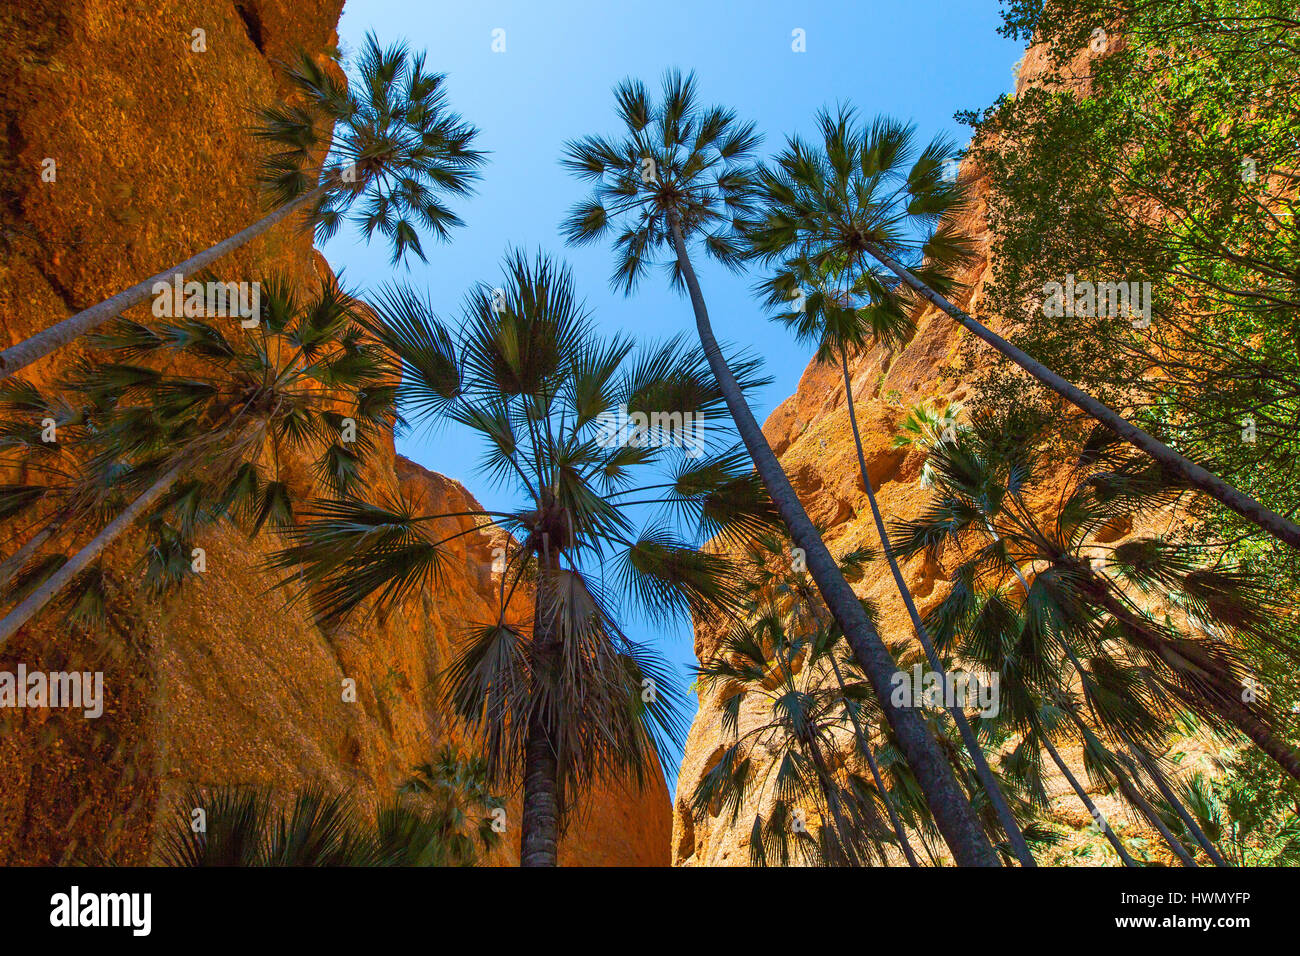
[0,0,669,866]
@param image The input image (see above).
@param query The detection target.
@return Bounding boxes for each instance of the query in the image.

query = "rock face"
[0,0,669,867]
[671,44,1210,867]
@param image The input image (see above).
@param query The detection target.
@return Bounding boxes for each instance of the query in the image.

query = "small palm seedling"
[271,250,779,865]
[399,745,506,865]
[893,398,965,482]
[1182,766,1300,867]
[0,33,484,381]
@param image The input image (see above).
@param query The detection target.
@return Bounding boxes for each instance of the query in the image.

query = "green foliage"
[398,745,507,863]
[743,107,976,365]
[0,278,392,625]
[272,251,780,830]
[151,775,495,867]
[256,33,486,265]
[962,0,1300,861]
[561,70,760,292]
[691,536,902,866]
[969,1,1300,548]
[903,409,1297,862]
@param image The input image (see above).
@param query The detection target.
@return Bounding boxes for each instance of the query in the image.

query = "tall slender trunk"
[1114,752,1198,867]
[1078,563,1300,782]
[520,707,560,866]
[864,243,1300,552]
[667,213,999,867]
[520,560,561,867]
[1209,691,1300,782]
[1040,731,1137,866]
[838,347,1036,867]
[828,652,921,866]
[0,462,186,646]
[989,524,1138,864]
[1129,745,1229,866]
[1061,702,1197,866]
[0,184,327,381]
[0,518,63,593]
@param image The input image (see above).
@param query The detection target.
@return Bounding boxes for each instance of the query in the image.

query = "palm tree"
[0,33,484,381]
[561,71,999,867]
[743,107,1034,866]
[399,745,507,865]
[701,531,924,865]
[150,780,492,866]
[895,414,1296,857]
[1034,706,1141,865]
[0,276,393,645]
[895,403,1143,864]
[271,251,778,866]
[897,416,1194,866]
[0,383,95,593]
[929,566,1161,865]
[823,154,1300,551]
[692,603,901,866]
[1126,741,1228,865]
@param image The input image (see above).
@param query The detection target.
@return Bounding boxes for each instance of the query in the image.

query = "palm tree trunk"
[1129,746,1230,866]
[1040,731,1137,866]
[1114,752,1198,867]
[1201,684,1300,783]
[667,213,1000,867]
[0,461,186,646]
[981,541,1136,865]
[520,563,561,867]
[520,706,560,866]
[0,517,63,593]
[1060,702,1198,866]
[828,653,921,866]
[838,346,1036,867]
[863,242,1300,552]
[0,184,327,381]
[1080,566,1300,782]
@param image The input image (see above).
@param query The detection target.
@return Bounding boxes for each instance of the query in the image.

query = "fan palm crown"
[0,277,394,643]
[743,106,975,339]
[560,70,760,291]
[259,32,487,265]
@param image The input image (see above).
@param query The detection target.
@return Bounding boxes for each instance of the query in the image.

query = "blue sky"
[321,0,1025,786]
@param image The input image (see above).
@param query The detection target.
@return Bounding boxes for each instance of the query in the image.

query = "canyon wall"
[0,0,669,866]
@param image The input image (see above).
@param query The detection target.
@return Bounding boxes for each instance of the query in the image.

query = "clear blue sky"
[321,0,1025,787]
